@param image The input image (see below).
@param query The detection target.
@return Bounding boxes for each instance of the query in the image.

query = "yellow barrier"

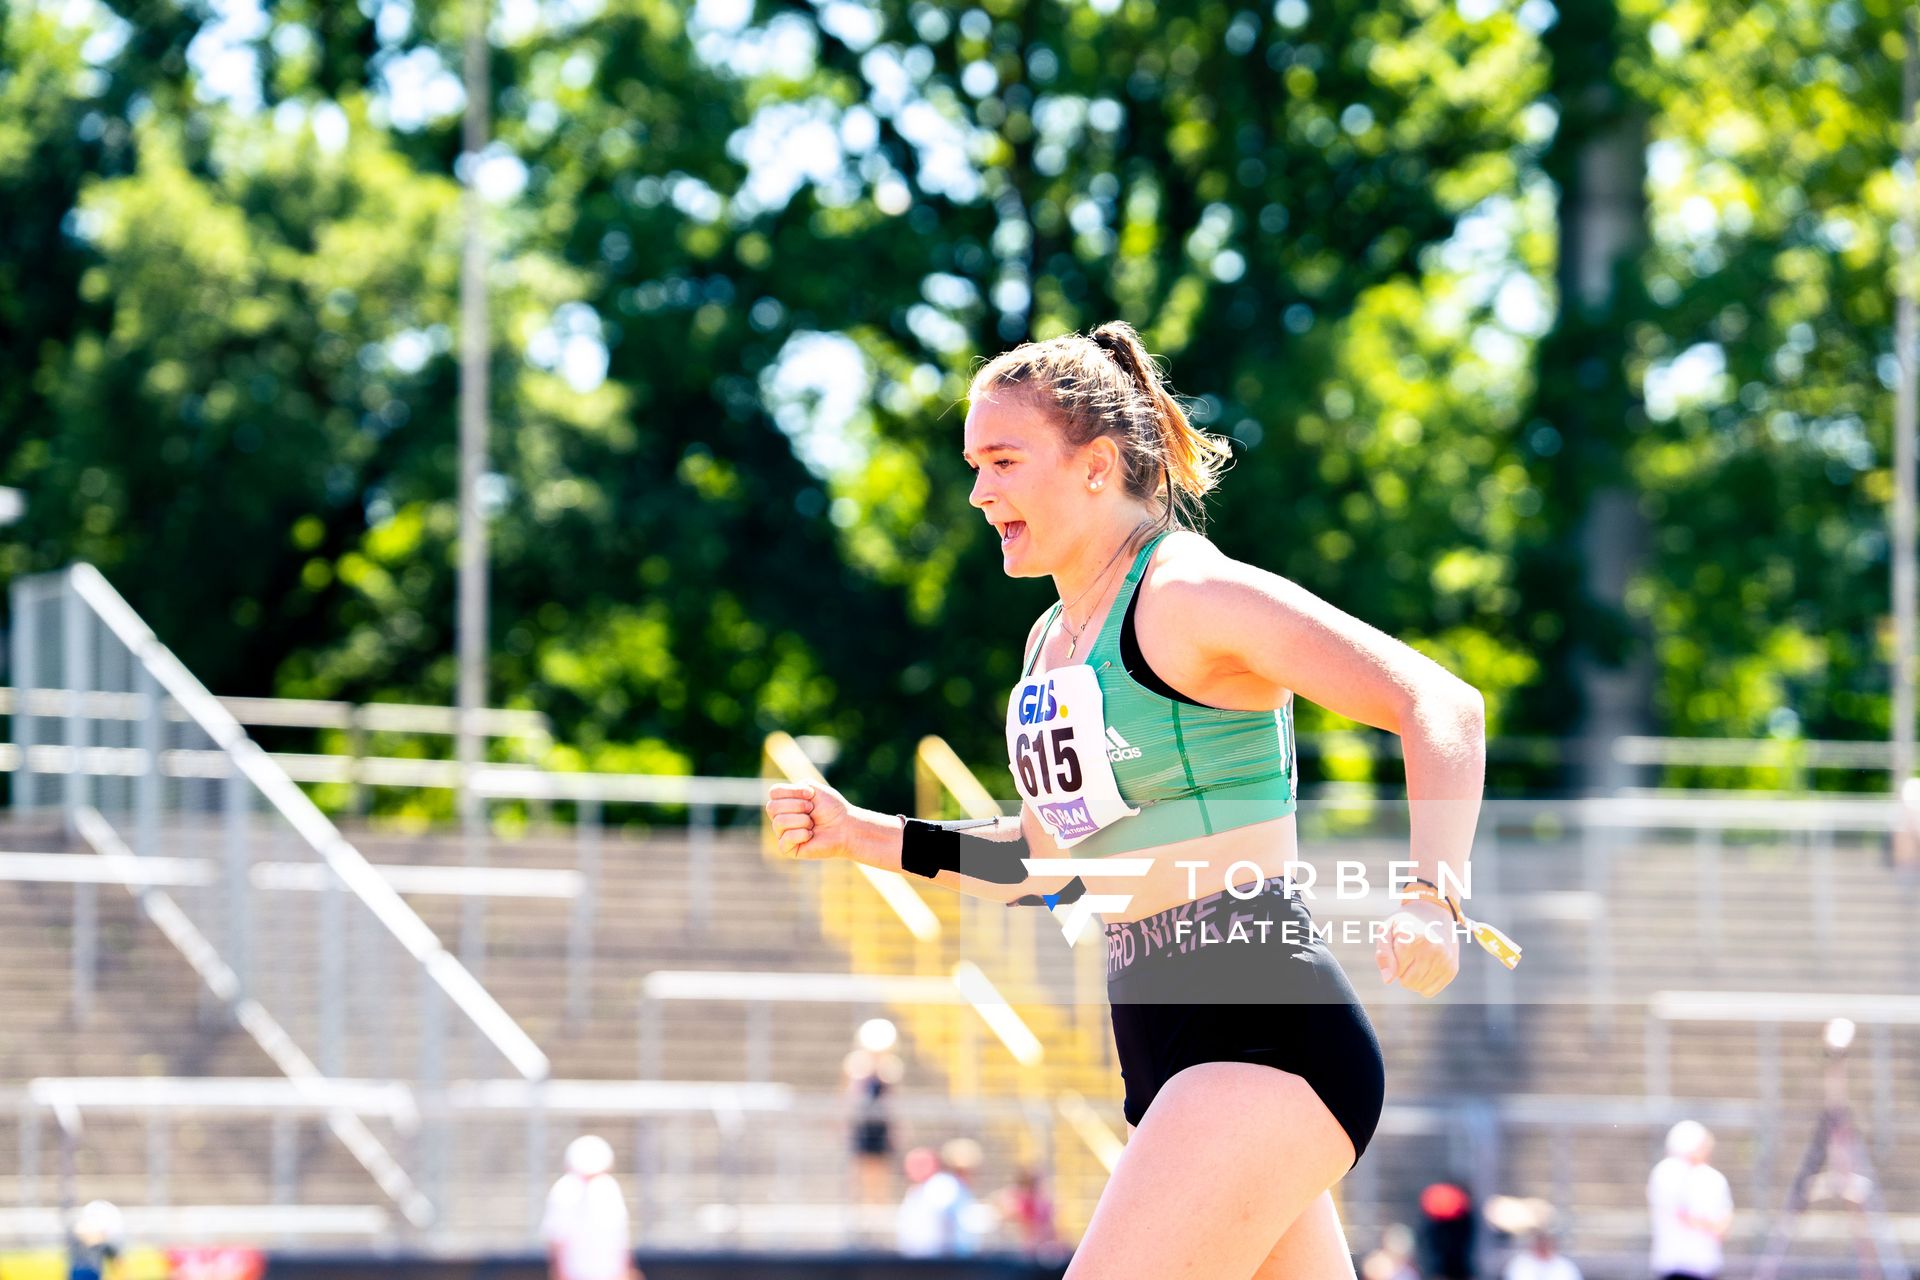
[0,1247,171,1280]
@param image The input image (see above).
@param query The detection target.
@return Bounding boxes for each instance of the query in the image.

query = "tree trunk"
[1532,6,1653,794]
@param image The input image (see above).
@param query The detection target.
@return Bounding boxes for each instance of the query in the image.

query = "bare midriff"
[1034,810,1302,924]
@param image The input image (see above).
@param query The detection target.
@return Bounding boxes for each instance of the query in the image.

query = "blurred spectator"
[936,1137,986,1255]
[843,1019,904,1207]
[67,1200,120,1280]
[1502,1229,1582,1280]
[895,1139,985,1256]
[542,1135,641,1280]
[1360,1221,1421,1280]
[1898,777,1920,867]
[1417,1180,1477,1280]
[1648,1121,1733,1280]
[896,1146,946,1256]
[994,1162,1063,1260]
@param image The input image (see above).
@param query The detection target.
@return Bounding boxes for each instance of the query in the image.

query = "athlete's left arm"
[1164,548,1485,998]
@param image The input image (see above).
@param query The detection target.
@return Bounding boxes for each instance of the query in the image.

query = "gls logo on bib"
[1016,679,1063,726]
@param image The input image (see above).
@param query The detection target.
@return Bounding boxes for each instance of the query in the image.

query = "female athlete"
[766,321,1503,1279]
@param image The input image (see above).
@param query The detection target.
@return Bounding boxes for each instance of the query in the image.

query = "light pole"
[1895,15,1918,828]
[457,0,491,972]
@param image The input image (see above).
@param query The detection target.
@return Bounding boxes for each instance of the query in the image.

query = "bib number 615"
[1015,727,1082,797]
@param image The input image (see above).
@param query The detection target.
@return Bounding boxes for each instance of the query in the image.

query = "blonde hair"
[967,321,1233,533]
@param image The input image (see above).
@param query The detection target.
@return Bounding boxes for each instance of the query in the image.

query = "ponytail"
[1088,322,1233,532]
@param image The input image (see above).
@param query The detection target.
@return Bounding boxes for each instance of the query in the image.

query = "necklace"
[1057,519,1155,661]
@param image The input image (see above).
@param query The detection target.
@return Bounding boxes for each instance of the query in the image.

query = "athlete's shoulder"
[1143,528,1246,595]
[1138,531,1307,664]
[1152,527,1227,566]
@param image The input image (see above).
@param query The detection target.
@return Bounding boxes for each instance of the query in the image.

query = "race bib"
[1006,663,1140,849]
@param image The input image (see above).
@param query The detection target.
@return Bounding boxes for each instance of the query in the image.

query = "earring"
[1090,481,1103,491]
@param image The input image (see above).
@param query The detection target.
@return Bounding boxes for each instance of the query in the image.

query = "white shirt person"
[1502,1231,1583,1280]
[1648,1121,1734,1280]
[543,1135,640,1280]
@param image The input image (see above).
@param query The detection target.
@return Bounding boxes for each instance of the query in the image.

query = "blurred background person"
[842,1017,904,1209]
[1417,1179,1478,1280]
[1483,1194,1576,1280]
[993,1160,1062,1260]
[542,1135,640,1280]
[930,1137,986,1256]
[1361,1221,1422,1280]
[894,1145,945,1257]
[67,1200,120,1280]
[893,1138,985,1257]
[1648,1120,1733,1280]
[1502,1227,1582,1280]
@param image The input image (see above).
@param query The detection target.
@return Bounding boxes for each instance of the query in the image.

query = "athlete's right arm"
[763,781,1080,906]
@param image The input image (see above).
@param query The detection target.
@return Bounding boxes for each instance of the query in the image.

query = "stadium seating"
[0,814,390,1243]
[5,800,1918,1270]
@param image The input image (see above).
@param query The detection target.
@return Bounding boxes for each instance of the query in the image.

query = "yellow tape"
[1398,885,1523,970]
[1469,920,1523,970]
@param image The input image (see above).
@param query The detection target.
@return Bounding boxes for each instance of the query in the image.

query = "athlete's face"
[963,393,1092,577]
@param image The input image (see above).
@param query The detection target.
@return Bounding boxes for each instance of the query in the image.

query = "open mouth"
[1000,520,1026,548]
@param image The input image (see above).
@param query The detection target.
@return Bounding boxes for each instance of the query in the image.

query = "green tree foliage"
[1614,0,1906,768]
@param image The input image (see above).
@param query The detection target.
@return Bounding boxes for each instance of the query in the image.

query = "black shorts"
[1105,875,1385,1170]
[851,1118,891,1157]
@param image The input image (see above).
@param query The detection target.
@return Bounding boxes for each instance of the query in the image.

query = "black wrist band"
[899,817,961,880]
[897,814,1033,884]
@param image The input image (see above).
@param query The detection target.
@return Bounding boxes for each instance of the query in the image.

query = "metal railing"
[636,969,1042,1091]
[0,849,579,1034]
[1289,789,1920,1037]
[14,684,1912,798]
[1645,990,1918,1175]
[0,687,551,824]
[6,565,551,1232]
[4,1074,1052,1252]
[1,734,768,1024]
[3,1075,794,1249]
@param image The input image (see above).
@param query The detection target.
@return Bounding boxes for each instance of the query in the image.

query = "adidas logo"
[1105,725,1143,763]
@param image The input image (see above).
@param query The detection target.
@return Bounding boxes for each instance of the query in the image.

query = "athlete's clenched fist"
[1374,897,1461,999]
[764,781,858,861]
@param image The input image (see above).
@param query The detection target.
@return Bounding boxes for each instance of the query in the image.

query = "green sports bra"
[1020,530,1298,856]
